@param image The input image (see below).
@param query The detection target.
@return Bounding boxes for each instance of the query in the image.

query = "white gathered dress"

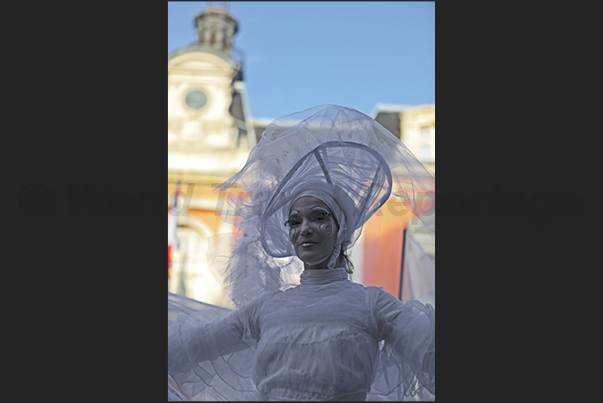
[168,267,435,401]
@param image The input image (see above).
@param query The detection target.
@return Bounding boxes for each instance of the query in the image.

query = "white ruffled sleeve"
[368,287,435,399]
[168,296,264,400]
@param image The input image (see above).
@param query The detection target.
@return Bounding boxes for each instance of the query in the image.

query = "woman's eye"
[314,212,331,221]
[285,219,300,227]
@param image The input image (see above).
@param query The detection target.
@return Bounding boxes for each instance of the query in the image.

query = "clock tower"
[167,6,255,307]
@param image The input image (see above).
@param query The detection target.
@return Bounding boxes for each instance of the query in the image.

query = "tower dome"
[194,6,238,54]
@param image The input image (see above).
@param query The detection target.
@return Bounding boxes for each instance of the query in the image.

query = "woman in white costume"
[168,105,435,401]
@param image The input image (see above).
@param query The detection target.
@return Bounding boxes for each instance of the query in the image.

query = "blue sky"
[168,1,435,119]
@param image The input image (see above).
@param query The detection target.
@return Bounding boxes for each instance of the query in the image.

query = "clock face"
[185,90,208,110]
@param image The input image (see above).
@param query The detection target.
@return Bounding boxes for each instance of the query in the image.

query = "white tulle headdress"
[213,105,435,308]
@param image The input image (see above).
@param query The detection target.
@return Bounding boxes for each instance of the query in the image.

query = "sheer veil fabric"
[168,105,435,401]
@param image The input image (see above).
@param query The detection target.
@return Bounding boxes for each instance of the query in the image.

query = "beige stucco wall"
[400,105,435,174]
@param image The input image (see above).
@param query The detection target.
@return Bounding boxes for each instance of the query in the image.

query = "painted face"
[287,196,339,267]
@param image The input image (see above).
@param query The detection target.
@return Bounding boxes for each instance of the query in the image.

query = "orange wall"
[168,182,244,235]
[362,199,412,297]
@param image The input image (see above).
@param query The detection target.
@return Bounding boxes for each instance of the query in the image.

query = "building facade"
[168,7,254,308]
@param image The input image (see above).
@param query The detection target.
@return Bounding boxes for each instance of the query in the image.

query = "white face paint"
[287,196,339,268]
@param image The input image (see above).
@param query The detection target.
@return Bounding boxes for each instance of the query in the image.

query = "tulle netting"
[168,292,256,401]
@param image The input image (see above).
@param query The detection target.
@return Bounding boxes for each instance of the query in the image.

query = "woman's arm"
[168,298,263,376]
[372,288,435,395]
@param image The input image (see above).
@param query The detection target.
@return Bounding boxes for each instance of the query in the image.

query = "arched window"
[168,216,234,308]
